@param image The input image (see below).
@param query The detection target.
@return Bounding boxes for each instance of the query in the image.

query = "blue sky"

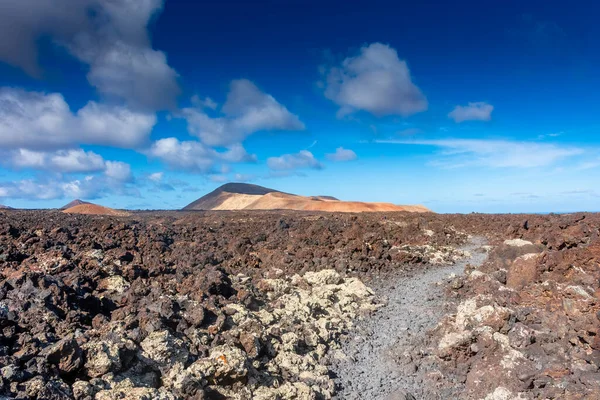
[0,0,598,212]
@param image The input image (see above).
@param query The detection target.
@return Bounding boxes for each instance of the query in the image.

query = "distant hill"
[183,183,429,213]
[0,205,13,210]
[183,183,282,210]
[63,202,130,216]
[60,199,91,210]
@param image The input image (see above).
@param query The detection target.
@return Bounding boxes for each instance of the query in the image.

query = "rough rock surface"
[430,215,600,399]
[1,210,599,399]
[0,210,469,399]
[330,236,487,399]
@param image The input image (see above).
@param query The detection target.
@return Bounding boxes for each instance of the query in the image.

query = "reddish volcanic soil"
[241,192,429,212]
[62,204,130,216]
[183,182,429,213]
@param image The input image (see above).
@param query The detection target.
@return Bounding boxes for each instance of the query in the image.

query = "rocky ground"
[329,236,488,399]
[430,214,600,399]
[0,210,599,399]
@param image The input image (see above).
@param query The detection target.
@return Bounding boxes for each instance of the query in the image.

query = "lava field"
[0,210,598,399]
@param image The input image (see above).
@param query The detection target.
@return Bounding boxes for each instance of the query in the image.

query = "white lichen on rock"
[96,269,381,399]
[503,239,534,247]
[392,244,470,265]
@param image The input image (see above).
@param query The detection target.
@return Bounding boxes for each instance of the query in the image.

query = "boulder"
[84,341,122,378]
[84,339,136,378]
[42,336,84,376]
[506,253,539,289]
[140,330,189,372]
[208,345,249,384]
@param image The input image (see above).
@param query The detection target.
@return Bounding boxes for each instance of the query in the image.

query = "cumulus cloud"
[77,41,180,111]
[147,138,217,173]
[218,143,258,164]
[147,138,256,173]
[50,150,105,173]
[7,149,106,173]
[0,88,156,150]
[105,161,133,182]
[0,162,137,200]
[0,147,138,203]
[76,100,158,148]
[321,43,428,118]
[182,79,305,147]
[381,139,583,168]
[3,148,138,188]
[0,0,89,76]
[0,179,78,200]
[0,0,179,111]
[448,102,494,123]
[326,147,357,162]
[267,150,323,171]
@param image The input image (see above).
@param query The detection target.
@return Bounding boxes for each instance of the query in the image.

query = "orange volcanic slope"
[62,203,130,216]
[60,199,91,210]
[183,183,430,213]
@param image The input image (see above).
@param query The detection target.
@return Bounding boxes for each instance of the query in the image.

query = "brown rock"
[239,332,261,358]
[42,336,84,376]
[183,306,205,327]
[506,253,539,289]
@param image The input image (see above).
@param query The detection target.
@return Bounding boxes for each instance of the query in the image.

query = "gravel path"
[330,236,488,400]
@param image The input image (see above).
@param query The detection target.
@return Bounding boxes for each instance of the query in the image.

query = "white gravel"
[330,236,488,400]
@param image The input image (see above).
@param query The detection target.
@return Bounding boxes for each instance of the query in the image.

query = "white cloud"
[233,173,255,182]
[383,139,583,168]
[0,165,137,200]
[0,89,73,149]
[50,149,105,173]
[0,88,156,150]
[218,143,257,163]
[326,147,357,162]
[448,102,494,123]
[148,138,215,173]
[10,149,46,169]
[8,149,105,173]
[267,150,323,171]
[0,0,179,111]
[191,95,218,110]
[182,79,305,147]
[147,137,256,173]
[148,172,164,182]
[146,80,287,174]
[321,43,428,118]
[0,179,67,200]
[76,98,158,148]
[105,161,133,182]
[2,147,138,187]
